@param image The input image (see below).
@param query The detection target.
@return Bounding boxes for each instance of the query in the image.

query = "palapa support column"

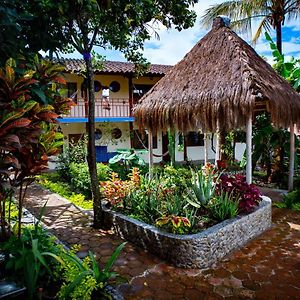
[246,113,252,184]
[204,133,209,164]
[214,131,220,165]
[288,123,295,191]
[148,129,154,179]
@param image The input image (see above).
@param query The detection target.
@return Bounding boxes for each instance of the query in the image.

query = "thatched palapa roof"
[134,17,300,132]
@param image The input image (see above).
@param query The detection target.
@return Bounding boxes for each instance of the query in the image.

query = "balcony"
[60,98,134,123]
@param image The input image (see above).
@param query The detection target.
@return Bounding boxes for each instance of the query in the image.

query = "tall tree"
[53,0,198,228]
[201,0,300,54]
[1,0,198,228]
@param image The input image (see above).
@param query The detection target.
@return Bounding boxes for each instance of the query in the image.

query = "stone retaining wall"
[103,196,272,268]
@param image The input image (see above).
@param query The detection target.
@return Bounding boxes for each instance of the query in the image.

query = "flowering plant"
[100,168,141,207]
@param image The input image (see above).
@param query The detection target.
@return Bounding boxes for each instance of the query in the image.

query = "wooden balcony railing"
[63,98,131,119]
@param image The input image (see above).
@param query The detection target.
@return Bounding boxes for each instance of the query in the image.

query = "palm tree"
[201,0,300,54]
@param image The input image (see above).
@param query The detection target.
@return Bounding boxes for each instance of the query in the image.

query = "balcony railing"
[63,98,131,119]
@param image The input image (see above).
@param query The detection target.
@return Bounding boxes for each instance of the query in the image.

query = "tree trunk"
[84,55,105,229]
[275,21,282,54]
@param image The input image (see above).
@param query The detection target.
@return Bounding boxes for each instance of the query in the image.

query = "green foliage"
[188,168,219,207]
[156,215,191,234]
[282,189,300,210]
[0,57,73,239]
[58,243,126,300]
[1,224,63,300]
[57,136,88,180]
[109,149,146,180]
[265,32,300,90]
[167,130,176,166]
[210,192,239,222]
[38,174,93,210]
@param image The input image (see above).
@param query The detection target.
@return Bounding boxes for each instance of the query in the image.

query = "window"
[132,130,157,149]
[133,84,153,103]
[111,128,122,139]
[186,132,204,147]
[109,81,120,93]
[67,82,78,102]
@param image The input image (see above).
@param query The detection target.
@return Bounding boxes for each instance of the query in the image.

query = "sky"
[64,1,300,66]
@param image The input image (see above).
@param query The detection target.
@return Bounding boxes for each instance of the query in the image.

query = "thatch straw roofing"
[134,17,300,133]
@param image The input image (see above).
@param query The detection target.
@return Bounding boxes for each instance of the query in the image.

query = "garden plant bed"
[103,196,272,268]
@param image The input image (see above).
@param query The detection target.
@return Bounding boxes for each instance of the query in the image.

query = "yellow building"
[58,58,243,164]
[59,58,170,163]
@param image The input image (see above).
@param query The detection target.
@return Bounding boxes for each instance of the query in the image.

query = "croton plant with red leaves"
[217,174,262,213]
[0,57,74,239]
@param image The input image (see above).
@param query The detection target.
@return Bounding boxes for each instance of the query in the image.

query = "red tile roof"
[58,58,171,76]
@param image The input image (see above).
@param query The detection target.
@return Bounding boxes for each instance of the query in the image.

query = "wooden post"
[204,133,209,164]
[215,132,220,165]
[148,129,154,179]
[246,113,252,184]
[288,124,295,191]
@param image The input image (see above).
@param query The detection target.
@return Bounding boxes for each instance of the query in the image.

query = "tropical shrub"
[57,135,87,180]
[58,242,126,300]
[210,192,239,221]
[0,57,73,239]
[217,174,261,213]
[281,189,300,210]
[109,149,146,179]
[156,215,191,234]
[1,224,63,300]
[188,164,219,207]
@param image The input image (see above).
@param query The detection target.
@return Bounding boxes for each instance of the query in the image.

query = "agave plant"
[188,169,220,208]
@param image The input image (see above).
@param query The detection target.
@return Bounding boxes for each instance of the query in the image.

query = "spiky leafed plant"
[201,0,300,54]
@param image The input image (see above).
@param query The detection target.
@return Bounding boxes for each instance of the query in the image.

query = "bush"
[217,174,261,213]
[68,163,112,198]
[282,189,300,209]
[56,136,87,180]
[210,192,239,221]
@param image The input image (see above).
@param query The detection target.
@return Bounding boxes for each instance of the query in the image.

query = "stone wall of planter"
[103,196,272,268]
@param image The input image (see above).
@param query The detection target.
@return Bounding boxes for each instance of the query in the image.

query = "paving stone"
[184,288,206,300]
[214,285,234,297]
[23,184,300,300]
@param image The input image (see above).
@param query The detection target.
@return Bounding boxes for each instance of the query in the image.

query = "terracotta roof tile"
[57,58,171,76]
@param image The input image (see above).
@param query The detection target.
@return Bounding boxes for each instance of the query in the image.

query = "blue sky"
[64,1,300,65]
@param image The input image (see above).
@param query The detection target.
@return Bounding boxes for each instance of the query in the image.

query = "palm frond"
[200,1,241,29]
[252,16,271,45]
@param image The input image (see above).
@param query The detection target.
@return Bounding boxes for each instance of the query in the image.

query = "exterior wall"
[61,73,246,165]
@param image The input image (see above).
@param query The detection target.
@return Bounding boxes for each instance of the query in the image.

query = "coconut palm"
[201,0,300,54]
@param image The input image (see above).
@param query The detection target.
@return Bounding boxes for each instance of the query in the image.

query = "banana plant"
[265,32,300,90]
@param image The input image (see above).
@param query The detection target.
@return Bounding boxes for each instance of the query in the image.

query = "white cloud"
[141,1,225,65]
[62,0,300,65]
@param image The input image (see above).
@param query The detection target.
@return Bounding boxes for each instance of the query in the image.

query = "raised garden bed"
[103,196,272,268]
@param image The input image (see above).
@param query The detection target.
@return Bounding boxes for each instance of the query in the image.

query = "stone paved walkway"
[24,185,300,300]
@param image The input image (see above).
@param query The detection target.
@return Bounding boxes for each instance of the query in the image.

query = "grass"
[37,173,93,210]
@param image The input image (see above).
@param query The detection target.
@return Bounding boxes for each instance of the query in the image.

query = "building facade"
[58,58,244,164]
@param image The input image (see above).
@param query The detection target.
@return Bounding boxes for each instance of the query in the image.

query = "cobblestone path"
[24,185,300,300]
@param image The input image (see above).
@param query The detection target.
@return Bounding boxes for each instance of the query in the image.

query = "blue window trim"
[57,117,135,123]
